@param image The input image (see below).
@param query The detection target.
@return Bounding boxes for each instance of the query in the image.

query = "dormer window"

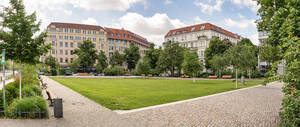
[201,26,205,30]
[191,27,195,31]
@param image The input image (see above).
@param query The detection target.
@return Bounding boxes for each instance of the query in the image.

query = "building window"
[70,50,73,55]
[88,37,91,41]
[50,35,56,39]
[117,34,121,38]
[52,49,55,54]
[88,30,91,34]
[100,32,104,35]
[110,33,114,36]
[92,38,96,42]
[60,58,63,63]
[60,42,63,47]
[52,41,56,46]
[70,42,73,47]
[201,26,205,30]
[93,31,96,34]
[75,29,81,33]
[50,28,56,32]
[77,42,80,47]
[59,28,63,32]
[65,42,68,47]
[64,36,68,40]
[83,30,86,34]
[65,58,68,63]
[83,37,86,40]
[70,36,74,40]
[65,50,68,55]
[70,58,73,62]
[59,35,63,39]
[65,28,69,32]
[60,49,63,55]
[70,29,74,33]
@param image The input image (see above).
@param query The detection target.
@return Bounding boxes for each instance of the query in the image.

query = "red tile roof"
[48,22,105,31]
[165,23,241,39]
[105,28,150,47]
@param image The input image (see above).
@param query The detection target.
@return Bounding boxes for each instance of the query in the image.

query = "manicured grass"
[50,77,263,110]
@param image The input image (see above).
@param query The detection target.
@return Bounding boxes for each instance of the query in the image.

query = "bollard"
[54,98,63,118]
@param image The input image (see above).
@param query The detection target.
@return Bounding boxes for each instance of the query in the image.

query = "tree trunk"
[12,61,15,76]
[248,70,251,80]
[235,68,238,88]
[241,72,245,85]
[193,77,195,83]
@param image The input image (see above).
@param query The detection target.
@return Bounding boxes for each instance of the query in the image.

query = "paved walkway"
[120,82,283,127]
[0,76,148,127]
[0,77,283,127]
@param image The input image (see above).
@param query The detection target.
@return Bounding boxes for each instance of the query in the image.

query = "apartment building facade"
[164,23,242,65]
[43,22,150,67]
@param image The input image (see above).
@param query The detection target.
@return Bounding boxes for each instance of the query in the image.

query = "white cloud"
[194,16,206,24]
[230,0,258,12]
[249,33,259,45]
[194,0,224,14]
[81,18,98,25]
[111,12,185,46]
[70,0,147,11]
[164,0,172,4]
[224,14,256,29]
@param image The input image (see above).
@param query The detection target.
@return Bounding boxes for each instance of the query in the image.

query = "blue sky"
[1,0,260,45]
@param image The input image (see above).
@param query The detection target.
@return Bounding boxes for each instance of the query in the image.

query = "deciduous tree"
[124,43,140,72]
[182,51,203,83]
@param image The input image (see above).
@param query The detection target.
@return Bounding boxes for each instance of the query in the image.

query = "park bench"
[78,73,90,76]
[181,74,189,78]
[147,74,153,77]
[222,75,232,79]
[141,74,146,76]
[46,90,54,106]
[208,75,217,78]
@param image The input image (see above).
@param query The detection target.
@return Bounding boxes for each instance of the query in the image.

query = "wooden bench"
[141,74,146,76]
[208,75,217,78]
[78,73,90,76]
[46,90,54,106]
[222,75,232,79]
[181,74,189,78]
[147,74,153,77]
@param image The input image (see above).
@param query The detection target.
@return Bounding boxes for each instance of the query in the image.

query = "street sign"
[1,49,5,65]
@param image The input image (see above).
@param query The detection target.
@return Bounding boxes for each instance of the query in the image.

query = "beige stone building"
[43,22,150,67]
[164,23,242,65]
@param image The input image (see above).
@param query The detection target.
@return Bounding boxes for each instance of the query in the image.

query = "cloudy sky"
[1,0,259,46]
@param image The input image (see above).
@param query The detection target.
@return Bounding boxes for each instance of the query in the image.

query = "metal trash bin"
[54,98,63,118]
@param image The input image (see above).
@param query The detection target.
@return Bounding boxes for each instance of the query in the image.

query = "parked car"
[65,69,72,76]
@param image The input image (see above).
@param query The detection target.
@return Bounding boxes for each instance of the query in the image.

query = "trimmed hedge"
[103,66,124,76]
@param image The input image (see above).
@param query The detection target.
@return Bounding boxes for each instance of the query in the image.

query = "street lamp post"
[2,49,6,108]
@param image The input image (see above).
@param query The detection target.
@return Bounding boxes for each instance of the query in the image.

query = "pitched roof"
[105,28,150,47]
[48,22,105,31]
[165,23,241,39]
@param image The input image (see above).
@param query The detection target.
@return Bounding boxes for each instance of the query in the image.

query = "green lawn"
[50,77,263,110]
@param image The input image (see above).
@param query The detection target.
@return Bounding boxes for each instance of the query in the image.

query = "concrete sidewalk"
[0,76,148,127]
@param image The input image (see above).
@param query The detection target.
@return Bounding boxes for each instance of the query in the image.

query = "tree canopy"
[0,0,51,64]
[156,42,185,76]
[96,50,108,73]
[182,51,203,78]
[73,40,97,69]
[110,50,124,67]
[124,43,140,71]
[204,37,232,69]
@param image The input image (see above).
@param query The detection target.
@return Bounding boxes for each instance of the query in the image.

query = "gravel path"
[120,82,283,127]
[0,76,148,127]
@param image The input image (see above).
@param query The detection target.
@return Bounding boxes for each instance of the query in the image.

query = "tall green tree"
[143,43,162,75]
[44,55,58,70]
[225,44,257,87]
[124,43,140,72]
[110,50,124,67]
[257,0,300,126]
[259,43,280,69]
[96,51,108,73]
[182,51,203,83]
[205,38,232,69]
[73,40,97,71]
[156,42,185,76]
[0,0,51,99]
[210,55,228,78]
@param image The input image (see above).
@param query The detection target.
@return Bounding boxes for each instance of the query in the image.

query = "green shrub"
[59,68,66,75]
[22,85,42,98]
[103,66,124,76]
[50,69,57,76]
[135,61,151,75]
[7,96,48,118]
